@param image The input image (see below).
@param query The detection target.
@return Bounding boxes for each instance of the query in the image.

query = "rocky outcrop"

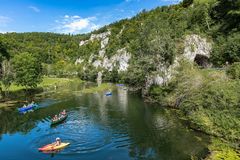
[79,31,111,48]
[75,58,84,65]
[103,48,131,72]
[77,30,131,85]
[77,31,211,96]
[183,34,212,67]
[92,48,131,72]
[143,34,212,95]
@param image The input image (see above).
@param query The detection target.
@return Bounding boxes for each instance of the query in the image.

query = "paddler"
[31,100,35,105]
[55,137,61,146]
[61,109,66,115]
[52,115,58,121]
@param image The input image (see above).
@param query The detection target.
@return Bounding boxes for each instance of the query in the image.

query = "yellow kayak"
[38,142,70,151]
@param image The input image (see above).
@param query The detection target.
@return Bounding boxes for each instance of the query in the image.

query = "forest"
[0,0,240,158]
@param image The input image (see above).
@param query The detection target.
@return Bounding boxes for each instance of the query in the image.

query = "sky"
[0,0,181,34]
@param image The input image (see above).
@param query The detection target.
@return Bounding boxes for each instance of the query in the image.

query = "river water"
[0,82,209,160]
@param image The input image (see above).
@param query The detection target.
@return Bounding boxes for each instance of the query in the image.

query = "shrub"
[182,0,193,8]
[226,62,240,79]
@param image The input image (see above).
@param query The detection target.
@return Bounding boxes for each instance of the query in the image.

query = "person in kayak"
[61,110,66,115]
[30,100,35,105]
[52,115,58,121]
[55,137,61,146]
[23,104,27,108]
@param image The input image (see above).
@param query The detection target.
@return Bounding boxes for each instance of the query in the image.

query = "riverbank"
[147,63,240,159]
[0,77,83,108]
[1,77,78,92]
[80,83,115,94]
[206,139,240,160]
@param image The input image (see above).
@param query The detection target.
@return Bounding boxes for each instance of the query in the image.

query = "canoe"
[105,92,112,96]
[18,104,39,113]
[38,142,70,151]
[51,114,68,125]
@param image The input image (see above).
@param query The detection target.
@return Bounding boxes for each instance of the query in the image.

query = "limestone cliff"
[76,30,212,93]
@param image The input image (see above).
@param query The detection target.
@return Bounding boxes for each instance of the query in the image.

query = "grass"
[80,83,115,94]
[194,0,217,4]
[0,77,83,108]
[38,77,74,88]
[0,100,19,108]
[2,77,80,92]
[149,61,240,158]
[206,139,240,160]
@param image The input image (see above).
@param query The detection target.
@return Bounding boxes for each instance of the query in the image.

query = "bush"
[149,60,240,141]
[211,33,240,66]
[226,62,240,79]
[182,0,193,8]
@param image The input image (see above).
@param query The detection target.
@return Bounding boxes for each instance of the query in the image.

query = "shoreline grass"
[206,139,240,160]
[1,77,82,92]
[80,83,115,94]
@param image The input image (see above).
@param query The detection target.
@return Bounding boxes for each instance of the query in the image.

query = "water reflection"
[0,82,209,160]
[117,87,128,113]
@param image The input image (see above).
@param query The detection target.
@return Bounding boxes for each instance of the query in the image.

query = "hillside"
[0,0,240,158]
[1,0,239,84]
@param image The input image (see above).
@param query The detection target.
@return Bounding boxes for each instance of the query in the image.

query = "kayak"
[105,92,112,96]
[38,142,70,151]
[18,104,39,113]
[51,114,68,125]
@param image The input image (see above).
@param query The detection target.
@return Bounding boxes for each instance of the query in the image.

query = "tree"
[211,33,240,66]
[12,52,43,89]
[226,62,240,79]
[211,0,240,31]
[1,60,14,92]
[146,27,176,85]
[0,41,9,76]
[182,0,193,8]
[0,41,9,61]
[0,41,9,97]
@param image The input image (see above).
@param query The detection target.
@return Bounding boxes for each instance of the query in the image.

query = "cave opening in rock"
[194,54,210,68]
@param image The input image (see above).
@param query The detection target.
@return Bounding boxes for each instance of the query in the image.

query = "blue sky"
[0,0,181,34]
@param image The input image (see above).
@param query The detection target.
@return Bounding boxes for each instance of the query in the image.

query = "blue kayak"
[105,92,112,96]
[18,104,39,113]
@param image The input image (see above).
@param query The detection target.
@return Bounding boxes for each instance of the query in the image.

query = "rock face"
[75,58,84,65]
[102,48,131,72]
[76,30,131,85]
[143,34,212,95]
[77,32,211,94]
[183,34,212,67]
[77,31,131,73]
[92,48,131,72]
[79,31,111,48]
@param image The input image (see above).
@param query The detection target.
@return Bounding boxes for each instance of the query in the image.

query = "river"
[0,82,209,160]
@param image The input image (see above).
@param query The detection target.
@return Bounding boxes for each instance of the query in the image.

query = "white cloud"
[0,30,6,33]
[0,30,15,34]
[29,6,40,12]
[0,16,12,26]
[54,15,100,34]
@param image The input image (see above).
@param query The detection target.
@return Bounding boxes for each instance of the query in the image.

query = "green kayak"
[51,114,68,125]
